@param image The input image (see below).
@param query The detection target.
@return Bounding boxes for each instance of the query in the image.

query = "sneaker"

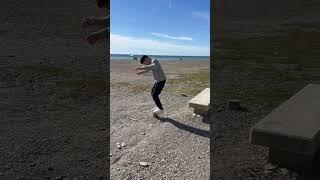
[152,107,159,111]
[153,108,164,116]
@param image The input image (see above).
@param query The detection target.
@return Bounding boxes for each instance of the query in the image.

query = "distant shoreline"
[110,58,210,61]
[110,54,210,61]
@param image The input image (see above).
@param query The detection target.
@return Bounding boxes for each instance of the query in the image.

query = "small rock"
[181,93,188,97]
[264,163,276,171]
[139,162,149,167]
[217,107,224,112]
[264,170,272,174]
[121,143,126,147]
[56,176,63,180]
[280,168,289,175]
[141,132,146,135]
[109,153,113,157]
[116,143,121,149]
[29,162,36,167]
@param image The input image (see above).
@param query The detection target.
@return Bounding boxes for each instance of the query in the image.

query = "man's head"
[140,55,152,65]
[96,0,107,8]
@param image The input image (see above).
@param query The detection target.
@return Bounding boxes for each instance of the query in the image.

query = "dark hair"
[140,55,149,64]
[96,0,107,8]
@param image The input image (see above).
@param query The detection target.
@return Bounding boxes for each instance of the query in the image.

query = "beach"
[110,60,210,179]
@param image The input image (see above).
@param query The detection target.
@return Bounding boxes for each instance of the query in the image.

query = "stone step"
[189,88,210,115]
[250,84,320,155]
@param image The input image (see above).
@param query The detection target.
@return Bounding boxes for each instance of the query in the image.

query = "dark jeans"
[151,79,166,110]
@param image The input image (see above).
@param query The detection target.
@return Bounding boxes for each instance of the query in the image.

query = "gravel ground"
[211,0,320,179]
[110,60,210,179]
[0,0,109,178]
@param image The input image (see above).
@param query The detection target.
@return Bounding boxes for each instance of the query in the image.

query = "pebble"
[264,163,276,170]
[116,142,121,149]
[264,170,272,174]
[141,132,146,135]
[280,168,289,175]
[217,107,224,112]
[121,142,126,147]
[109,153,113,157]
[181,93,188,97]
[29,162,36,167]
[139,162,149,167]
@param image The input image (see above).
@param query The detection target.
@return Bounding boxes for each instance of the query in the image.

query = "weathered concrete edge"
[250,127,318,155]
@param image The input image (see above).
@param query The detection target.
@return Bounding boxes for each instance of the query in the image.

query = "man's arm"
[81,16,109,27]
[136,70,148,75]
[85,27,108,45]
[137,62,155,71]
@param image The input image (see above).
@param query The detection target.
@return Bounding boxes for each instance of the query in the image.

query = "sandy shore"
[110,60,210,179]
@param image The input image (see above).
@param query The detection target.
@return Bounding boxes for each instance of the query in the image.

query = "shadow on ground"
[159,117,209,138]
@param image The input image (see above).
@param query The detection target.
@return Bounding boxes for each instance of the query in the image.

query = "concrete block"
[189,88,210,113]
[250,84,320,155]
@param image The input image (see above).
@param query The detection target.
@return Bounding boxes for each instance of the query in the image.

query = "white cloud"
[110,33,209,56]
[151,32,192,41]
[192,11,210,21]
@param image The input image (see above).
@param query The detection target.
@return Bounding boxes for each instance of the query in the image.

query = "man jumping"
[136,55,166,118]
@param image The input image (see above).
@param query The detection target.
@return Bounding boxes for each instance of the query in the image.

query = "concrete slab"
[189,88,210,114]
[250,84,320,155]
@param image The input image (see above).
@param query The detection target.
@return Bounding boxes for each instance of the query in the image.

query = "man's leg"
[152,81,165,110]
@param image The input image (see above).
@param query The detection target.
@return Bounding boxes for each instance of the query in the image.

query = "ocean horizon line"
[111,54,210,61]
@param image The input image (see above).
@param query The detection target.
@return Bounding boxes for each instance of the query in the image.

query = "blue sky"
[110,0,210,56]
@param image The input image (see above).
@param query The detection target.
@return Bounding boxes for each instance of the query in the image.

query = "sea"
[111,54,210,61]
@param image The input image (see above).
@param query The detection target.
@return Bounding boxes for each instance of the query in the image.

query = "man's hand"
[85,32,99,45]
[136,70,145,75]
[83,28,108,45]
[81,17,98,28]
